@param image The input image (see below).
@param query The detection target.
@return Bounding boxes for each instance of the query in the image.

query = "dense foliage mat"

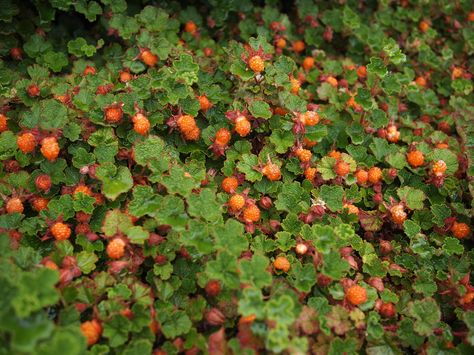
[1,0,474,354]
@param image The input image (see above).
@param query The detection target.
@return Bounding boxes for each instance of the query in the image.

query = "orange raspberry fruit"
[346,285,367,305]
[303,137,318,148]
[302,57,315,71]
[6,197,24,214]
[407,150,425,168]
[31,197,49,211]
[51,222,71,241]
[248,55,264,73]
[35,174,52,191]
[177,115,197,133]
[107,238,126,259]
[273,256,291,272]
[132,113,150,135]
[368,167,382,184]
[419,20,430,33]
[275,38,286,49]
[344,203,359,215]
[357,65,367,78]
[390,204,407,225]
[328,150,341,160]
[296,148,312,162]
[302,111,320,126]
[262,163,281,181]
[355,170,368,184]
[40,137,60,161]
[119,70,133,82]
[83,66,96,75]
[326,76,338,88]
[432,160,447,177]
[17,132,36,153]
[234,116,251,137]
[104,105,123,123]
[304,167,317,181]
[27,83,40,97]
[415,76,427,87]
[379,302,396,318]
[469,12,474,22]
[243,204,261,223]
[290,78,301,94]
[183,126,201,141]
[140,49,158,67]
[74,185,93,196]
[0,113,7,132]
[221,176,238,194]
[198,95,212,111]
[215,128,231,146]
[228,194,245,211]
[334,161,350,176]
[184,21,197,34]
[292,40,305,53]
[80,320,102,346]
[386,125,400,143]
[451,222,470,239]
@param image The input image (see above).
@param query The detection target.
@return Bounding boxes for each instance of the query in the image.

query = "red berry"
[35,174,52,191]
[51,222,71,241]
[451,222,470,239]
[27,84,40,97]
[205,280,221,297]
[0,114,8,132]
[104,104,123,123]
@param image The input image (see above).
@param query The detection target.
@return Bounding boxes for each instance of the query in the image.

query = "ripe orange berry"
[43,260,59,270]
[334,161,350,176]
[83,66,96,75]
[177,115,196,133]
[74,185,93,196]
[406,150,425,168]
[452,67,463,80]
[419,20,430,33]
[326,76,338,87]
[132,113,150,135]
[415,76,427,87]
[292,40,305,53]
[234,116,251,137]
[390,204,407,225]
[119,70,133,82]
[328,150,341,160]
[239,314,256,325]
[243,204,261,223]
[290,78,300,94]
[436,143,449,149]
[357,66,367,78]
[27,83,41,97]
[183,126,201,141]
[344,203,359,215]
[432,160,447,177]
[215,128,231,146]
[107,238,126,259]
[386,125,400,143]
[40,137,60,161]
[51,222,71,241]
[228,194,245,211]
[198,95,212,111]
[355,170,368,184]
[35,174,51,191]
[451,222,470,239]
[80,320,102,346]
[275,38,286,49]
[461,292,474,305]
[346,285,367,305]
[262,163,281,181]
[304,167,317,181]
[31,197,49,211]
[296,148,312,162]
[368,167,382,184]
[379,302,396,318]
[104,105,123,123]
[221,176,238,193]
[273,256,290,272]
[302,57,315,71]
[302,111,319,126]
[140,49,158,67]
[0,114,7,132]
[468,12,474,22]
[17,132,36,153]
[184,21,197,34]
[6,198,24,214]
[248,55,265,73]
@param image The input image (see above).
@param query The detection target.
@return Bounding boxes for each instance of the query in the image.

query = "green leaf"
[72,193,96,214]
[172,54,199,85]
[321,251,350,280]
[265,295,296,326]
[213,219,248,256]
[319,185,344,212]
[355,88,375,110]
[133,135,165,166]
[159,310,192,338]
[249,100,272,119]
[269,129,294,154]
[397,186,426,210]
[39,99,68,129]
[187,189,222,222]
[42,51,68,72]
[275,182,308,213]
[161,165,201,197]
[413,270,437,297]
[431,204,451,226]
[289,262,316,292]
[239,255,272,288]
[237,154,262,182]
[102,210,133,237]
[127,226,149,245]
[76,251,98,274]
[406,298,441,336]
[239,287,265,318]
[403,220,421,238]
[206,252,240,289]
[128,185,162,218]
[442,237,464,256]
[96,164,133,200]
[318,157,337,180]
[366,57,387,77]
